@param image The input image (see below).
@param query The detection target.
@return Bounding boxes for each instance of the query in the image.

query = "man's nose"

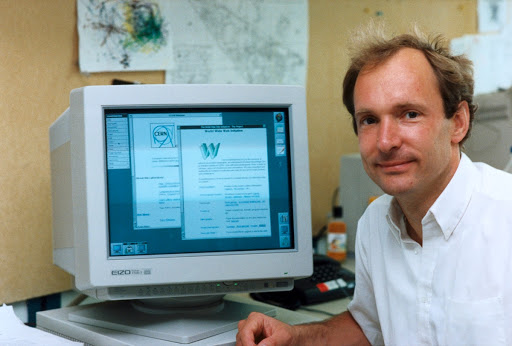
[377,118,401,153]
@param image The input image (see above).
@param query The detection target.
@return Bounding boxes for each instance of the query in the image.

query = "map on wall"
[164,0,308,85]
[77,0,308,85]
[77,0,175,72]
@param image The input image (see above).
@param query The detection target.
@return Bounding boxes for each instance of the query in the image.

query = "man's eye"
[405,111,419,119]
[361,117,377,125]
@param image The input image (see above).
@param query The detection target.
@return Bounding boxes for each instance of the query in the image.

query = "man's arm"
[236,310,370,346]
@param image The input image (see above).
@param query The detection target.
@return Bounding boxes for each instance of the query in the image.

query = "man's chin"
[372,177,413,197]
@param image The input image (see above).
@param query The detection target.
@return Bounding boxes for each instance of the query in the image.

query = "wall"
[0,0,164,304]
[0,0,476,304]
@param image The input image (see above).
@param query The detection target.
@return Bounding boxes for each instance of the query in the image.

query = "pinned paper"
[0,304,82,345]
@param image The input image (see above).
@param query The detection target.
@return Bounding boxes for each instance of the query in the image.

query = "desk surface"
[37,296,324,345]
[37,258,354,345]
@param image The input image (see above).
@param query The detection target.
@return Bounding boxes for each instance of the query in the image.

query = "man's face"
[353,48,462,202]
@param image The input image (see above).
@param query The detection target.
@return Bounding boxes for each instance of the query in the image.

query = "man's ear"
[451,101,470,145]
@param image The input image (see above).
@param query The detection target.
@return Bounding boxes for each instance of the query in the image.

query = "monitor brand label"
[111,268,152,276]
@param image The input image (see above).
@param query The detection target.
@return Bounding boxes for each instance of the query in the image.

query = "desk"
[37,296,320,345]
[37,258,354,345]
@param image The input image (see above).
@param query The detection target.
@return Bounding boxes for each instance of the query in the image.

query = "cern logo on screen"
[200,143,220,159]
[151,124,175,148]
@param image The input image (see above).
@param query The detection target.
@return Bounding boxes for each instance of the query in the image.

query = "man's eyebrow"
[355,102,428,117]
[393,102,427,111]
[354,109,372,118]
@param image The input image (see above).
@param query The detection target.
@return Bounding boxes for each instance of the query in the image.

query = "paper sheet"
[77,0,308,84]
[77,0,175,72]
[450,0,512,95]
[164,0,308,85]
[451,30,512,95]
[0,304,82,345]
[478,0,507,32]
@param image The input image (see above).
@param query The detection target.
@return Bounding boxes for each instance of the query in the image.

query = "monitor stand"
[65,296,276,344]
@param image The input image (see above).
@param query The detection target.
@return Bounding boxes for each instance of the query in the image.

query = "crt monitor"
[48,84,313,343]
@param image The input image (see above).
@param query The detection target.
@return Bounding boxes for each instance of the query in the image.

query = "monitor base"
[37,299,277,345]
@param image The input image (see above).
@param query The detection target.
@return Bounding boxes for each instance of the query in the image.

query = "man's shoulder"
[472,161,512,199]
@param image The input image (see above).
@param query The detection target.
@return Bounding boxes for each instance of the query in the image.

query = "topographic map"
[77,0,308,85]
[165,0,308,85]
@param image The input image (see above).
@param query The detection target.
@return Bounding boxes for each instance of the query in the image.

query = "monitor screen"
[48,84,312,342]
[105,106,294,256]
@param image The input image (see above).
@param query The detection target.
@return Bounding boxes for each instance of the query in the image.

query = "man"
[236,26,512,345]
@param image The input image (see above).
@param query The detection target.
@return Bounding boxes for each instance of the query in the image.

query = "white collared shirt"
[348,154,512,345]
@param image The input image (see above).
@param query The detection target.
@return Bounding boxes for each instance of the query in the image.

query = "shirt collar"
[386,198,408,244]
[386,153,476,242]
[427,153,475,240]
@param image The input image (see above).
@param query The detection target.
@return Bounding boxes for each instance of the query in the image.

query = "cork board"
[0,0,476,304]
[0,1,164,304]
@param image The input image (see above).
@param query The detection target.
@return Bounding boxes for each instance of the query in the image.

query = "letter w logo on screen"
[200,143,220,159]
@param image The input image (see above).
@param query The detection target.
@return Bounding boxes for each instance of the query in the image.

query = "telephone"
[250,254,355,310]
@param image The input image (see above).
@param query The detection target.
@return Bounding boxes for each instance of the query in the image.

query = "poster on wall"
[164,0,309,85]
[477,0,507,33]
[77,0,308,85]
[77,0,175,73]
[451,1,512,95]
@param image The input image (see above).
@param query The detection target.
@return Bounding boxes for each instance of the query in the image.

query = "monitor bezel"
[68,84,312,292]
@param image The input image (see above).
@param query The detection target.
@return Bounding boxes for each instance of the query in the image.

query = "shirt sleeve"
[347,210,384,345]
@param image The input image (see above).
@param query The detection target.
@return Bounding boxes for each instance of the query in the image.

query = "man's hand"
[236,312,297,346]
[236,310,370,346]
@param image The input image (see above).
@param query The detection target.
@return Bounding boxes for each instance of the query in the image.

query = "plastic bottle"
[504,146,512,174]
[326,206,347,262]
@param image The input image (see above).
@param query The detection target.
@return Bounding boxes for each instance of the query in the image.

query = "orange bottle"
[326,206,347,262]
